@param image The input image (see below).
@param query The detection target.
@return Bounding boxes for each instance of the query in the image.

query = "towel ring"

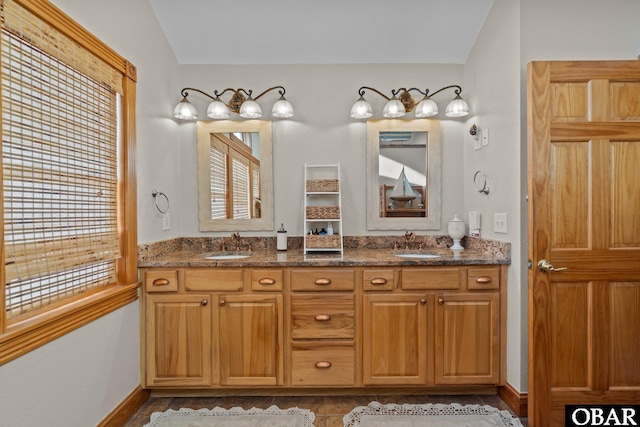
[473,171,490,195]
[151,190,170,214]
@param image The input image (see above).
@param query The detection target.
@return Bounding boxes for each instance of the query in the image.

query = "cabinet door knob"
[258,277,276,285]
[315,361,332,369]
[152,278,170,286]
[420,298,427,305]
[370,278,388,285]
[475,276,493,284]
[314,314,331,322]
[219,300,226,306]
[438,298,444,305]
[314,278,332,286]
[201,299,208,306]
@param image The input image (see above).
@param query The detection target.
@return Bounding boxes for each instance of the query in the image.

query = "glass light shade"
[350,96,372,119]
[271,96,294,118]
[173,97,198,120]
[206,99,230,119]
[239,97,262,118]
[445,95,470,117]
[414,97,438,118]
[382,97,406,118]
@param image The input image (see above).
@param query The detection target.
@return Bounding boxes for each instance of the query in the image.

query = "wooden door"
[434,293,500,385]
[527,59,640,426]
[144,294,212,387]
[362,293,427,385]
[218,293,283,386]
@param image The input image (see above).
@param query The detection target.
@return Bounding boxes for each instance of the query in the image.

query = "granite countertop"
[138,247,509,268]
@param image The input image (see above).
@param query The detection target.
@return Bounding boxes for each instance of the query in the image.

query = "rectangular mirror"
[366,119,441,230]
[197,120,274,231]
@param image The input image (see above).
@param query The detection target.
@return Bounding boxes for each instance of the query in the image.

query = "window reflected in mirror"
[366,120,441,230]
[197,120,274,231]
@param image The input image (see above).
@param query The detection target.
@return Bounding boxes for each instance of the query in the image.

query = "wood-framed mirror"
[366,119,442,230]
[196,120,274,231]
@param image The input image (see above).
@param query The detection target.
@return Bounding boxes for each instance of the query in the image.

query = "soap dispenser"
[277,223,287,251]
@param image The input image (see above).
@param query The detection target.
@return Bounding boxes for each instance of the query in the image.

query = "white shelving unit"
[303,163,344,254]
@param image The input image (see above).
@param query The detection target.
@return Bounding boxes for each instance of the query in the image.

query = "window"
[209,132,261,220]
[0,0,138,365]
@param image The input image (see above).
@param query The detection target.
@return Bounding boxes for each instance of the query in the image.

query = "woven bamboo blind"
[2,0,123,94]
[2,4,121,317]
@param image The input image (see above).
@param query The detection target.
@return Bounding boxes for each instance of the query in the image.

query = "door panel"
[528,59,640,426]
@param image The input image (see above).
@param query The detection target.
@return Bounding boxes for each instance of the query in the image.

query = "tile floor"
[124,394,528,426]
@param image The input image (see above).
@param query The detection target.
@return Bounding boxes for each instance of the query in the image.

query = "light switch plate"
[494,213,507,233]
[162,213,170,231]
[474,135,482,150]
[481,128,489,147]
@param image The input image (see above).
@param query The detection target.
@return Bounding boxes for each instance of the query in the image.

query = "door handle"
[537,259,568,272]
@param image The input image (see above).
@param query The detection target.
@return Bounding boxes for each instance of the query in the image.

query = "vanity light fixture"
[350,85,469,119]
[173,86,293,120]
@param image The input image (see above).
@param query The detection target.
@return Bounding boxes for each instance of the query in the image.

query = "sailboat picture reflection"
[389,167,417,207]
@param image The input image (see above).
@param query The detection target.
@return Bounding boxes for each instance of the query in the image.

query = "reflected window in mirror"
[197,120,274,231]
[366,120,441,230]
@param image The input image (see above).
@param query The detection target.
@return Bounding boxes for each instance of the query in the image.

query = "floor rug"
[344,402,524,427]
[144,405,315,427]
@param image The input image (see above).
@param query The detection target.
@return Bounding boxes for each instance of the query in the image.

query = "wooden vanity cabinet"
[144,292,212,387]
[362,292,428,385]
[362,265,505,387]
[141,268,284,388]
[289,268,357,387]
[141,263,505,391]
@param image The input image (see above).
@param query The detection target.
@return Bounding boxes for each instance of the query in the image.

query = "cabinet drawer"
[251,269,284,292]
[401,267,462,290]
[185,269,244,291]
[291,343,356,386]
[291,269,355,291]
[145,270,178,293]
[291,294,355,339]
[363,269,397,291]
[467,266,500,291]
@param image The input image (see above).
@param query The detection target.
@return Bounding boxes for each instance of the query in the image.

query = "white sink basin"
[204,252,253,260]
[394,253,441,259]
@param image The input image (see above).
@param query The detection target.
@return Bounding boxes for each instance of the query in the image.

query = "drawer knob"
[201,299,208,306]
[438,298,445,305]
[152,278,170,286]
[420,298,427,305]
[475,276,493,284]
[258,277,276,285]
[314,278,332,286]
[370,278,388,285]
[219,300,226,306]
[314,314,332,322]
[315,361,332,369]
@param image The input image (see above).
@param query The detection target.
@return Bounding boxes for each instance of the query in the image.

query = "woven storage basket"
[306,234,341,249]
[306,179,339,192]
[306,205,340,219]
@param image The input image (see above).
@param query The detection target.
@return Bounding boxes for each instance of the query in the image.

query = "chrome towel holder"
[151,189,170,214]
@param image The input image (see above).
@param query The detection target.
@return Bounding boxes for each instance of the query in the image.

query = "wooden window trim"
[0,0,139,365]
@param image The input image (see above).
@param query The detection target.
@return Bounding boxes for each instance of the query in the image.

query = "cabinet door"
[145,294,212,387]
[434,293,500,384]
[363,293,427,385]
[218,293,283,386]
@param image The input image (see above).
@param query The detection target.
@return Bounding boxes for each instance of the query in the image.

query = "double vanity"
[138,237,509,395]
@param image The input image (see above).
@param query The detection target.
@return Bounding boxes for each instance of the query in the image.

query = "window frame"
[0,0,139,365]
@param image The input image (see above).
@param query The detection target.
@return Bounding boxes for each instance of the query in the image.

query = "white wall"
[463,0,524,391]
[0,1,181,425]
[177,64,467,237]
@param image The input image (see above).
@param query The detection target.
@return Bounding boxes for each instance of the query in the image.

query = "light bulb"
[271,95,294,118]
[350,95,373,119]
[239,97,262,119]
[382,96,406,118]
[206,99,230,119]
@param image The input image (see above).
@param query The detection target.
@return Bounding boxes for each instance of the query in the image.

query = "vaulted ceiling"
[148,0,494,65]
